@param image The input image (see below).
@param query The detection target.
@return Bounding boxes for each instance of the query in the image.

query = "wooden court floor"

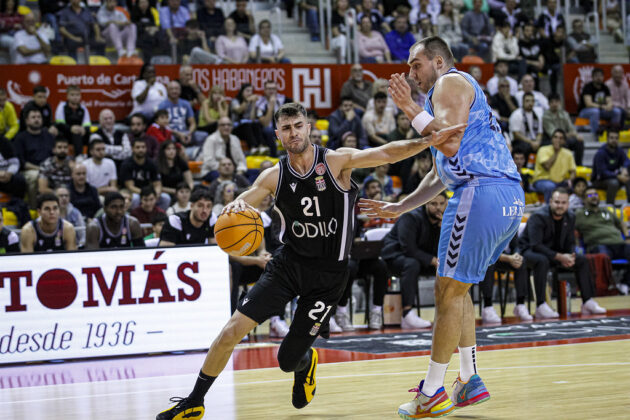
[2,339,630,419]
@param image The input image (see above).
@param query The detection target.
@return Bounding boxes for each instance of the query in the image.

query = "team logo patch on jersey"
[315,163,326,176]
[309,322,321,336]
[315,176,326,191]
[290,182,297,192]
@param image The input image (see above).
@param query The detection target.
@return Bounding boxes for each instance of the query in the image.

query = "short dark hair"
[154,109,169,120]
[140,185,156,198]
[274,102,307,125]
[340,95,354,104]
[130,113,146,124]
[37,193,59,209]
[573,177,588,188]
[364,179,382,191]
[551,128,567,139]
[592,68,604,77]
[374,91,388,101]
[522,92,535,101]
[33,85,47,95]
[89,137,106,149]
[25,108,42,119]
[190,187,213,203]
[411,36,455,67]
[551,186,570,197]
[151,212,168,225]
[176,181,191,192]
[511,149,526,158]
[67,85,80,93]
[549,92,562,102]
[607,128,620,136]
[54,137,69,146]
[132,137,147,147]
[104,191,125,207]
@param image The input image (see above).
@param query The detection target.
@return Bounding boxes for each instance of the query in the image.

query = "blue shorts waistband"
[452,177,521,190]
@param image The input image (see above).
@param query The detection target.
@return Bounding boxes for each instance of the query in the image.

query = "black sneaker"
[156,396,205,420]
[292,348,318,409]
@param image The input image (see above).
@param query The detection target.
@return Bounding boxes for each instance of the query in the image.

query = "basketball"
[214,208,264,256]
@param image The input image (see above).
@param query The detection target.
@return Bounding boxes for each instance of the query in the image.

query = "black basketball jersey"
[97,214,133,248]
[0,227,19,254]
[31,219,65,252]
[275,145,358,262]
[160,211,217,245]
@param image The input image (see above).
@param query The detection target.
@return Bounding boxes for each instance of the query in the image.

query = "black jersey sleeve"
[159,214,185,244]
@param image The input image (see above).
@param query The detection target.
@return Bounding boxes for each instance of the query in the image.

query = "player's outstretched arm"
[222,166,279,214]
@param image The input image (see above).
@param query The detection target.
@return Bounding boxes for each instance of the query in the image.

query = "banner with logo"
[0,63,495,121]
[563,63,630,114]
[0,246,230,364]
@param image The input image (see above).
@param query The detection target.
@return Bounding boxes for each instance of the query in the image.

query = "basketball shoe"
[156,397,204,420]
[452,374,490,408]
[292,348,318,409]
[397,380,455,419]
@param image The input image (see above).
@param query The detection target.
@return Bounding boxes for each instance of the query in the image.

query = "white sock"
[337,305,348,314]
[458,345,477,382]
[422,360,449,396]
[270,315,280,323]
[371,305,382,313]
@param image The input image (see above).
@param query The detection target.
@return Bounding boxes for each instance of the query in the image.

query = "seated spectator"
[206,157,250,198]
[146,109,174,144]
[157,140,193,198]
[160,187,216,245]
[120,138,170,210]
[569,176,588,209]
[97,0,137,59]
[436,0,468,62]
[591,129,630,204]
[540,25,567,95]
[197,0,225,44]
[364,164,395,202]
[520,188,606,318]
[20,193,77,252]
[166,181,191,215]
[362,92,396,147]
[84,138,118,196]
[328,96,368,149]
[180,19,221,65]
[366,78,398,116]
[309,128,322,146]
[255,80,287,157]
[543,93,584,166]
[130,185,166,236]
[519,23,545,80]
[491,20,521,75]
[248,20,289,63]
[403,151,433,196]
[0,0,23,58]
[199,86,230,135]
[131,64,167,120]
[13,13,51,64]
[535,0,565,39]
[90,108,132,166]
[461,0,494,60]
[331,0,351,63]
[412,0,439,32]
[212,180,236,216]
[358,0,390,33]
[128,112,158,160]
[490,77,518,132]
[0,135,25,199]
[176,65,205,110]
[158,80,201,148]
[509,92,542,157]
[131,0,160,62]
[358,15,391,63]
[54,85,91,156]
[201,117,247,176]
[578,68,623,135]
[230,83,266,153]
[576,186,630,292]
[469,66,485,91]
[516,74,549,113]
[512,149,531,192]
[340,64,373,112]
[605,64,630,126]
[494,0,526,35]
[38,138,73,194]
[86,191,144,249]
[159,0,190,47]
[69,163,101,220]
[486,60,518,96]
[0,88,18,140]
[19,85,57,135]
[0,210,19,254]
[567,19,597,63]
[215,18,249,63]
[381,193,448,329]
[144,212,168,244]
[387,111,420,184]
[532,129,576,202]
[55,185,85,247]
[58,0,105,58]
[228,0,255,41]
[13,108,55,207]
[38,0,65,52]
[300,0,320,41]
[385,15,415,62]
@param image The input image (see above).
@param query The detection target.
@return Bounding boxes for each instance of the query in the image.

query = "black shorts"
[237,249,348,338]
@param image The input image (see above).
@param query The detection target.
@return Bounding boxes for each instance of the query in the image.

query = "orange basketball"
[214,208,264,256]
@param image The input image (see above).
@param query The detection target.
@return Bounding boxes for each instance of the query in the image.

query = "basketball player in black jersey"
[156,103,465,420]
[20,193,77,252]
[86,192,145,249]
[159,188,217,246]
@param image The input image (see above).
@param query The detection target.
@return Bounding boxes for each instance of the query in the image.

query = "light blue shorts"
[437,179,525,284]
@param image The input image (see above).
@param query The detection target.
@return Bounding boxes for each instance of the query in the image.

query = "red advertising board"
[563,63,630,114]
[0,63,495,121]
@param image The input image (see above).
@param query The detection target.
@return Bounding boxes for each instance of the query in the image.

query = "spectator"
[490,77,518,132]
[131,0,160,62]
[230,83,265,153]
[215,18,249,64]
[518,22,544,80]
[212,179,236,216]
[0,209,19,254]
[591,129,630,204]
[540,25,567,95]
[199,85,230,135]
[201,116,247,175]
[86,191,144,249]
[38,137,73,194]
[38,0,65,52]
[55,185,85,247]
[569,176,587,209]
[309,128,322,146]
[228,0,255,41]
[14,13,51,64]
[158,80,199,148]
[157,140,193,198]
[120,138,170,210]
[362,91,396,147]
[385,15,415,62]
[20,192,77,252]
[575,186,630,293]
[509,92,542,157]
[159,0,190,47]
[381,193,448,329]
[58,0,105,58]
[578,68,623,135]
[532,129,576,202]
[177,65,205,110]
[461,0,494,60]
[84,138,118,195]
[605,64,630,125]
[181,19,221,65]
[512,149,531,192]
[535,0,565,39]
[486,59,518,96]
[13,108,55,207]
[494,0,525,34]
[436,0,468,62]
[131,64,167,119]
[146,109,174,144]
[0,135,25,198]
[520,188,606,318]
[19,85,57,135]
[90,108,132,166]
[300,0,320,41]
[128,112,159,160]
[340,64,373,112]
[197,0,225,43]
[364,164,395,201]
[69,163,101,220]
[366,78,398,119]
[54,85,91,156]
[255,79,286,157]
[0,88,18,140]
[543,93,584,166]
[331,0,350,63]
[206,157,250,198]
[358,0,390,33]
[0,0,22,58]
[358,15,391,63]
[159,187,216,245]
[144,212,167,243]
[402,150,432,196]
[248,20,288,63]
[166,181,191,215]
[97,0,137,59]
[491,20,521,73]
[515,74,549,112]
[328,96,368,149]
[567,19,597,63]
[130,185,165,236]
[413,0,440,30]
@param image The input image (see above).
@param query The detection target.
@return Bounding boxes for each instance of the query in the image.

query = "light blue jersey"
[425,68,521,190]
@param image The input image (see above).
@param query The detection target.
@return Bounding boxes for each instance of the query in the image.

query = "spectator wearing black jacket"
[69,163,101,220]
[0,135,26,198]
[327,96,368,149]
[590,129,630,204]
[18,85,57,136]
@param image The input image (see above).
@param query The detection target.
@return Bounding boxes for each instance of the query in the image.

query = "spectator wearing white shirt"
[201,117,247,176]
[97,0,137,59]
[248,20,289,63]
[362,91,396,147]
[491,20,524,76]
[515,74,549,113]
[486,60,518,96]
[84,138,118,195]
[166,182,191,215]
[509,92,543,158]
[89,108,132,166]
[14,13,51,64]
[131,64,167,119]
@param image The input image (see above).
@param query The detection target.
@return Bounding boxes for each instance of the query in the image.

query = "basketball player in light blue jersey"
[360,37,525,419]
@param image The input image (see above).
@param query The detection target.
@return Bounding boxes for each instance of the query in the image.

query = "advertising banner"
[563,63,630,114]
[0,246,230,364]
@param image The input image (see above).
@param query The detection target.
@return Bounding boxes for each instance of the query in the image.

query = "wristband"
[411,110,435,134]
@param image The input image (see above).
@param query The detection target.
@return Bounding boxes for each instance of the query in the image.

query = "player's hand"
[427,123,467,147]
[388,73,413,109]
[222,198,259,215]
[510,253,523,269]
[358,199,403,219]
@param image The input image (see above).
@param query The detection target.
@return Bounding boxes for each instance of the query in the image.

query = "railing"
[585,0,601,59]
[346,7,359,64]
